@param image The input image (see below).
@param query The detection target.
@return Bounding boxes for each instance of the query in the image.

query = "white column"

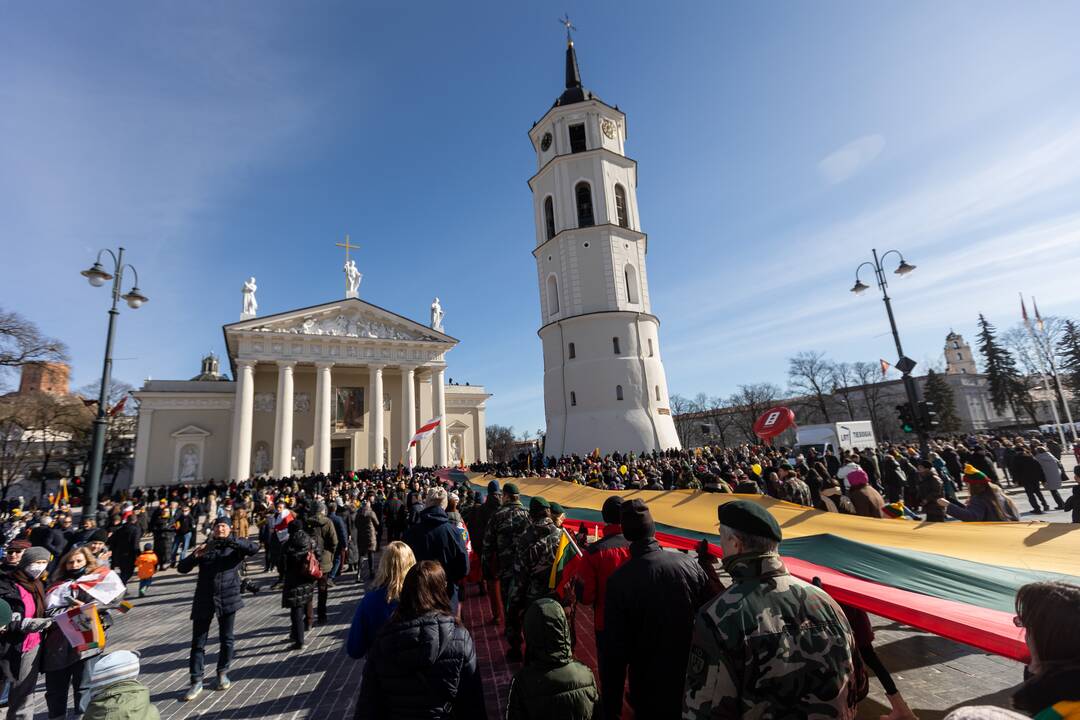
[272,361,296,477]
[313,362,334,474]
[131,408,153,487]
[400,365,416,467]
[229,359,256,481]
[369,364,384,469]
[432,366,447,466]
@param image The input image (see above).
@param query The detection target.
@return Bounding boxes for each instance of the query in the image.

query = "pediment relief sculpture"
[248,311,439,342]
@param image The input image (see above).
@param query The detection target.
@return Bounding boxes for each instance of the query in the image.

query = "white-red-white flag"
[408,416,443,448]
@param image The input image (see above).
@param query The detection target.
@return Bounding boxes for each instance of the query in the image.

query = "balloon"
[752,406,796,441]
[751,463,762,476]
[619,465,628,476]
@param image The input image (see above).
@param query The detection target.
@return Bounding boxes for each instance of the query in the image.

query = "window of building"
[568,342,576,359]
[575,182,595,228]
[570,391,577,406]
[624,263,639,304]
[616,385,623,401]
[612,336,620,354]
[547,275,560,316]
[614,184,628,228]
[569,123,587,153]
[956,352,962,360]
[655,385,661,401]
[953,342,960,349]
[544,196,556,240]
[648,338,654,357]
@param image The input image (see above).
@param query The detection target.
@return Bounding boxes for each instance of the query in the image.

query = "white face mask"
[25,563,47,579]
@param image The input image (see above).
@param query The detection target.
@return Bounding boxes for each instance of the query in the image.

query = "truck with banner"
[796,421,877,456]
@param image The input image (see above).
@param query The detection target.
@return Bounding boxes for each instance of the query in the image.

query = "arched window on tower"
[612,336,621,354]
[568,342,576,359]
[570,391,577,406]
[544,196,556,240]
[575,182,595,228]
[547,275,560,316]
[655,385,661,401]
[614,184,629,228]
[624,263,639,304]
[616,385,624,401]
[648,338,654,357]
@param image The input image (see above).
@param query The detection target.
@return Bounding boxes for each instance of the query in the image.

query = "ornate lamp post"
[851,249,928,456]
[81,247,148,514]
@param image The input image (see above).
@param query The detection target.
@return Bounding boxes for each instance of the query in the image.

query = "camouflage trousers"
[499,574,523,650]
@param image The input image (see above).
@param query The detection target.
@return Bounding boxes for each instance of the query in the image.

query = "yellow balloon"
[751,463,762,476]
[619,464,628,475]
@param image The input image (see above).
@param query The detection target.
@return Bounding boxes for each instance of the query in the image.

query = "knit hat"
[620,499,655,542]
[529,496,550,514]
[963,464,990,484]
[88,530,109,543]
[19,546,51,568]
[502,482,520,496]
[212,516,232,527]
[601,496,625,524]
[486,480,500,494]
[549,502,564,517]
[717,500,782,542]
[89,650,140,692]
[846,469,869,487]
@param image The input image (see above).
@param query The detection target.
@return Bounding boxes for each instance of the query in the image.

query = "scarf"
[12,569,45,619]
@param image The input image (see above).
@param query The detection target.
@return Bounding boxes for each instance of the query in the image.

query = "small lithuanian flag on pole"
[548,527,583,590]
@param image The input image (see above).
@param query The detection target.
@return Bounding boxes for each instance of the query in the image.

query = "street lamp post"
[851,248,928,457]
[81,247,148,515]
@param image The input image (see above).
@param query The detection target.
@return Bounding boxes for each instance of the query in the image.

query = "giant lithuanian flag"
[470,475,1080,662]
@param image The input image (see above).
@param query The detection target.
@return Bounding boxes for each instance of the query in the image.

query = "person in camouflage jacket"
[510,497,561,611]
[683,500,859,720]
[481,482,530,660]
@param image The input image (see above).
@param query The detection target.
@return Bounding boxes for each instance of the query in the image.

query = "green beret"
[717,500,782,542]
[549,502,564,516]
[503,482,520,496]
[529,496,550,513]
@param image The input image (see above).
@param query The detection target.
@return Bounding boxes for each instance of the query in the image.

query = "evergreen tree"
[1057,319,1080,409]
[976,314,1028,416]
[923,369,961,433]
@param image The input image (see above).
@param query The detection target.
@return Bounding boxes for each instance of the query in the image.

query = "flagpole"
[1031,297,1078,444]
[1022,295,1068,451]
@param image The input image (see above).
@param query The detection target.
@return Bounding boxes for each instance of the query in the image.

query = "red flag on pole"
[879,359,891,377]
[1033,297,1044,332]
[1020,294,1030,325]
[108,397,127,417]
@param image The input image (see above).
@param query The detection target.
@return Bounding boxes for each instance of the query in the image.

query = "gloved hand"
[17,617,52,633]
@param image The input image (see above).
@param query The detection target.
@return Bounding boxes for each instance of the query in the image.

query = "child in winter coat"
[84,650,159,720]
[506,597,599,720]
[135,544,158,597]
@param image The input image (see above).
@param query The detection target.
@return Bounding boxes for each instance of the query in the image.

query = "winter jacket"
[338,508,358,561]
[307,513,339,574]
[354,506,379,555]
[176,535,259,619]
[1035,450,1065,491]
[1011,454,1044,491]
[231,508,250,539]
[403,507,468,587]
[1063,486,1080,523]
[849,484,887,519]
[28,525,65,558]
[135,551,157,580]
[330,513,349,558]
[467,495,501,559]
[281,528,316,609]
[508,598,598,720]
[946,490,1019,522]
[600,537,710,720]
[107,523,142,569]
[1011,662,1080,719]
[345,585,396,659]
[355,611,486,720]
[83,679,160,720]
[815,488,856,515]
[573,524,630,633]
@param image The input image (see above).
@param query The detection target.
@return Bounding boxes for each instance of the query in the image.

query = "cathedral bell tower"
[528,31,681,456]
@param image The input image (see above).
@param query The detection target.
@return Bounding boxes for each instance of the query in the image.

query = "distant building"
[15,361,71,397]
[944,331,978,375]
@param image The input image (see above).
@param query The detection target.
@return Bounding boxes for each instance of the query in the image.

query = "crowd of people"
[0,429,1073,719]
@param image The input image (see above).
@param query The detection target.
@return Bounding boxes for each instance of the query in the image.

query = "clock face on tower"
[540,132,553,151]
[601,119,616,140]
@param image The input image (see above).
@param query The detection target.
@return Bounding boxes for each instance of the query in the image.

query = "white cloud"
[818,134,886,184]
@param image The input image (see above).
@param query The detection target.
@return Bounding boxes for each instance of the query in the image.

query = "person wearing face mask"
[682,501,860,720]
[0,546,54,720]
[42,548,102,720]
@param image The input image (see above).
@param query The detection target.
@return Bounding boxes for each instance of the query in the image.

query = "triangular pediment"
[224,298,456,344]
[171,425,211,438]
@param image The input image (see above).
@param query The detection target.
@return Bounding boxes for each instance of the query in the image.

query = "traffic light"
[895,403,916,433]
[918,401,939,431]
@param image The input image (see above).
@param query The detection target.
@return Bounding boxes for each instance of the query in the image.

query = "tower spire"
[559,14,581,89]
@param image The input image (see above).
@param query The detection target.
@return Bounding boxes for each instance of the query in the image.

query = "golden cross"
[336,234,360,263]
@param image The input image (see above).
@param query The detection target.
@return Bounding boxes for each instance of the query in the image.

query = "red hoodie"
[574,523,631,632]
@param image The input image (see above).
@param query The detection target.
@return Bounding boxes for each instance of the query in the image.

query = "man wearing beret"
[509,497,561,629]
[682,500,859,719]
[482,482,530,662]
[602,499,710,720]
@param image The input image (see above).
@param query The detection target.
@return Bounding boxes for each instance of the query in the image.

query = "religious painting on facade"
[335,387,364,429]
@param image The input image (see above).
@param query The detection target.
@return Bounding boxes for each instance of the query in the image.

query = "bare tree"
[830,361,859,421]
[0,309,68,387]
[788,351,835,423]
[0,393,91,498]
[1003,319,1071,422]
[851,361,888,438]
[485,424,516,463]
[728,383,781,442]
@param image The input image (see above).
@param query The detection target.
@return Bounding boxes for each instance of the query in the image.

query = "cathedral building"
[529,35,681,456]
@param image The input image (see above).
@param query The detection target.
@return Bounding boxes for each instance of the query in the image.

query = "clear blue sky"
[4,2,1080,434]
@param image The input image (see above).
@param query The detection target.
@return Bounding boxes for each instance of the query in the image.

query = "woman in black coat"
[355,561,485,720]
[281,519,316,650]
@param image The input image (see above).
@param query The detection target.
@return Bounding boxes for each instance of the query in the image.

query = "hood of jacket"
[416,505,450,530]
[523,597,572,669]
[1013,663,1080,715]
[379,612,460,671]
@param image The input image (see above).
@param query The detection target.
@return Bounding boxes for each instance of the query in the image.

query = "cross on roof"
[336,234,360,262]
[559,13,576,43]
